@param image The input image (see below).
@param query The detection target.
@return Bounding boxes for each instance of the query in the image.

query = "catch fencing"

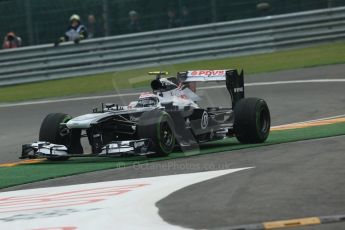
[1,6,345,86]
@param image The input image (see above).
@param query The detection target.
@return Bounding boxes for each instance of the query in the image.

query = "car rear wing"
[177,69,245,107]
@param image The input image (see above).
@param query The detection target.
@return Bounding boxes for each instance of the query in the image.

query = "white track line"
[199,79,345,90]
[1,79,345,108]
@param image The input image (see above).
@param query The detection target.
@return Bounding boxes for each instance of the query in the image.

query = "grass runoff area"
[0,122,345,189]
[1,41,345,103]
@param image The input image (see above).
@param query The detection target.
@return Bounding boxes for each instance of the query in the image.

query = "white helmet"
[70,14,80,22]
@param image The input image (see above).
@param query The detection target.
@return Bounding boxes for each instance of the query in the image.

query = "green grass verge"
[1,122,344,189]
[1,41,345,103]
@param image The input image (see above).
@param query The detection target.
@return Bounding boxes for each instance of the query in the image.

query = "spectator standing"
[180,6,191,27]
[3,32,22,49]
[167,9,181,28]
[87,14,102,38]
[54,14,88,46]
[128,10,142,33]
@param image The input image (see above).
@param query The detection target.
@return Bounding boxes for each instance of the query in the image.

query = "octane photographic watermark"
[133,161,233,171]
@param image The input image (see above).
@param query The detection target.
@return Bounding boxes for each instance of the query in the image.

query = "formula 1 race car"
[21,69,270,160]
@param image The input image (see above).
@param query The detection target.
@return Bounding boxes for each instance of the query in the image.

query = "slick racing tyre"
[234,98,270,143]
[39,113,78,161]
[137,109,176,157]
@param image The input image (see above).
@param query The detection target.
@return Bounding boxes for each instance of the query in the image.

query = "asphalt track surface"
[1,64,345,229]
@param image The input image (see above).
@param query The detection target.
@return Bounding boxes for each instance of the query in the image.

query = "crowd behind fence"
[1,0,345,47]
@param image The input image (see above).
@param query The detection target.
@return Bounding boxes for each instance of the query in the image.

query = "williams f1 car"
[21,69,271,160]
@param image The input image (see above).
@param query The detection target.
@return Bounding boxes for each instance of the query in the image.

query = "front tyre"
[39,113,73,161]
[234,98,270,143]
[137,110,176,157]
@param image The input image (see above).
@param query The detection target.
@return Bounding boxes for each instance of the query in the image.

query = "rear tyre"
[39,113,77,161]
[234,98,270,143]
[137,110,176,157]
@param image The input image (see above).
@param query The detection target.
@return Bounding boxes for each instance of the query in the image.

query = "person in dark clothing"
[167,9,181,28]
[54,14,88,47]
[87,14,102,38]
[128,10,142,33]
[180,6,192,27]
[3,32,22,49]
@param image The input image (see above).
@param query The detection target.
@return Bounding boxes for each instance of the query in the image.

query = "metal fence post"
[25,0,34,45]
[103,0,110,36]
[211,0,218,22]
